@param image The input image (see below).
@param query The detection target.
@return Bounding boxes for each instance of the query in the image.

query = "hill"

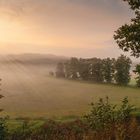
[0,53,68,65]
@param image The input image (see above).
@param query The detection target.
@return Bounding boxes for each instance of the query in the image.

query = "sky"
[0,0,135,58]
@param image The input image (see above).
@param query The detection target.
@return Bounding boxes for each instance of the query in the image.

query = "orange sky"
[0,0,134,57]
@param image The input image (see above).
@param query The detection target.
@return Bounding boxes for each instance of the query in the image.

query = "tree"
[78,59,90,80]
[134,64,140,87]
[64,61,71,78]
[102,58,115,83]
[114,0,140,57]
[115,55,132,85]
[123,0,140,10]
[114,0,140,87]
[70,57,80,79]
[55,63,65,78]
[65,58,79,79]
[90,58,104,83]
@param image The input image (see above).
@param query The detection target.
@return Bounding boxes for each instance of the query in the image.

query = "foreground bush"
[85,97,134,130]
[84,97,140,140]
[0,118,7,140]
[3,98,140,140]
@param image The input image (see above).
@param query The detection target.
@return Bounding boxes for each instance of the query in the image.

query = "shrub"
[0,118,7,140]
[115,55,132,86]
[84,97,135,131]
[84,97,138,140]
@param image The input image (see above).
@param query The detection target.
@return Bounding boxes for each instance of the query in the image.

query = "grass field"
[0,61,140,119]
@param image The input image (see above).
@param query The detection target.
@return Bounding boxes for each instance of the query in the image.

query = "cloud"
[0,0,134,57]
[0,0,132,17]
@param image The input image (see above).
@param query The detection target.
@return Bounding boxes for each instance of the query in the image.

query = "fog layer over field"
[0,54,139,118]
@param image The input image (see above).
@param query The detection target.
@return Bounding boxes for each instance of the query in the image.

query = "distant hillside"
[0,53,68,65]
[0,54,138,68]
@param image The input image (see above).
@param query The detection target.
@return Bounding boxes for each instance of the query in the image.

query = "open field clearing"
[0,59,139,118]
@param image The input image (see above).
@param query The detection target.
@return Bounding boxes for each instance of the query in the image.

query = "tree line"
[55,55,138,86]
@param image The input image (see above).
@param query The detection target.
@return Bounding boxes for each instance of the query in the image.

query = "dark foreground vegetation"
[0,97,140,140]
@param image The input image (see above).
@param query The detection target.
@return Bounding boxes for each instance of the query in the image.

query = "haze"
[0,0,134,58]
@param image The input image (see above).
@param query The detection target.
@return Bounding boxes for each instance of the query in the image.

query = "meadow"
[0,57,139,119]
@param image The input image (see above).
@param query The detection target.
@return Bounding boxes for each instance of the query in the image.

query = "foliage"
[0,118,7,140]
[102,58,115,83]
[123,0,140,10]
[114,0,140,86]
[90,58,104,83]
[84,97,135,131]
[83,97,139,140]
[134,64,140,87]
[57,56,132,86]
[78,59,90,80]
[114,0,140,57]
[6,119,88,140]
[65,57,79,79]
[3,118,140,140]
[115,55,132,85]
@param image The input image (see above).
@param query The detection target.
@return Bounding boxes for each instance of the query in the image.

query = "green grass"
[5,119,45,133]
[0,63,139,119]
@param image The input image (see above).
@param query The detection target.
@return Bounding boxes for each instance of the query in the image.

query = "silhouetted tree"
[78,59,90,80]
[65,58,79,79]
[115,55,132,85]
[102,58,115,83]
[123,0,140,10]
[114,0,140,87]
[56,63,65,78]
[114,0,140,57]
[65,61,71,78]
[134,64,140,87]
[90,58,104,83]
[70,58,80,79]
